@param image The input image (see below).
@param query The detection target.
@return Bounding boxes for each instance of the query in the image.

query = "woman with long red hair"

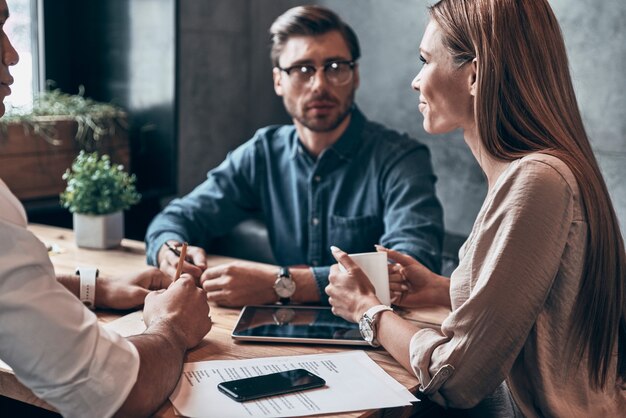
[327,0,626,415]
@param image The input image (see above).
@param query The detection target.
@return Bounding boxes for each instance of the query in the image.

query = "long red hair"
[430,0,626,389]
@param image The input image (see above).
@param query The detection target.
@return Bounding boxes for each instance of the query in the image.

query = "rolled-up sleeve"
[409,159,575,408]
[0,223,140,418]
[310,266,331,305]
[145,138,262,265]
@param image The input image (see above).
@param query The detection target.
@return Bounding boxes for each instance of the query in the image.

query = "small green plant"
[60,151,141,215]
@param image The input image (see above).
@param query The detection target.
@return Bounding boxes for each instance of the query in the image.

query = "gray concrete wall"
[178,0,626,237]
[178,0,252,193]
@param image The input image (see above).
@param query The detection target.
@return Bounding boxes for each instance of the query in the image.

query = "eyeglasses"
[277,60,356,87]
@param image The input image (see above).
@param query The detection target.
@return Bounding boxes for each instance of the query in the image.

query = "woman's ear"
[273,67,284,96]
[469,58,478,96]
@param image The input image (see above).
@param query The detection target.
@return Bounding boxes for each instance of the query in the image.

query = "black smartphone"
[217,368,326,402]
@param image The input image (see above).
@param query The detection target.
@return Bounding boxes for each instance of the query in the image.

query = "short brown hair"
[269,5,361,67]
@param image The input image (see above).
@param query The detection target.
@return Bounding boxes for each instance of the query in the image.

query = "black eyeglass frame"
[276,60,356,86]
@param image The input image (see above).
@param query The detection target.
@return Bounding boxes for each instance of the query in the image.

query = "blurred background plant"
[1,82,126,150]
[60,151,140,215]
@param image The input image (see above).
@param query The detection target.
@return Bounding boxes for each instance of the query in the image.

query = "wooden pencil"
[174,242,188,281]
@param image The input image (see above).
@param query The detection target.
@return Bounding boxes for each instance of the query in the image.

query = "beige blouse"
[409,153,625,416]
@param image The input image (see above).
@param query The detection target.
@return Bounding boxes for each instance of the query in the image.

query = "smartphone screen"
[217,369,326,402]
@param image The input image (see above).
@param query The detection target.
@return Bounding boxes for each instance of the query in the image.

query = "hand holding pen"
[159,241,207,281]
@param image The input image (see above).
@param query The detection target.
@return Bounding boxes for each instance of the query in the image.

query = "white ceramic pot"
[73,211,124,249]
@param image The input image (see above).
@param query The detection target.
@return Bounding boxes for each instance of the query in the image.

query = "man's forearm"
[56,274,80,298]
[55,274,116,308]
[114,324,187,417]
[290,267,322,304]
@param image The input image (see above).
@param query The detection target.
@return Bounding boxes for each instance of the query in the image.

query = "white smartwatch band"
[76,266,99,310]
[364,304,394,321]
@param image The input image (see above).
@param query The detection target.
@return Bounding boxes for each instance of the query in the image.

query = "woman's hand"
[376,245,451,308]
[326,246,381,323]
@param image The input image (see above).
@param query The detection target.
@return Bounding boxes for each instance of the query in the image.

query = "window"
[5,0,41,111]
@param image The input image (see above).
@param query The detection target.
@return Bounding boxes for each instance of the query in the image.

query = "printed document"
[169,350,418,417]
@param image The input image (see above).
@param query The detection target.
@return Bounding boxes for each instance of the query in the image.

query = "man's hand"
[200,261,279,307]
[157,242,207,281]
[96,268,172,310]
[143,274,212,350]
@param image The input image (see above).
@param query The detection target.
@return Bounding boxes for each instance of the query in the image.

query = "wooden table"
[0,224,449,417]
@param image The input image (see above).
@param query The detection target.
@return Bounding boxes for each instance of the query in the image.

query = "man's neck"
[294,114,352,159]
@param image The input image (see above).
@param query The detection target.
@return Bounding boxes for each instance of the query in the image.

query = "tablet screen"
[231,305,367,345]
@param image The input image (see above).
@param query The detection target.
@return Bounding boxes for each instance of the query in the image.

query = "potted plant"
[60,151,140,249]
[0,84,129,201]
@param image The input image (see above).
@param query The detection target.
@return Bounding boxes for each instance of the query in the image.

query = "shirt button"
[311,260,319,266]
[314,175,321,183]
[312,217,319,226]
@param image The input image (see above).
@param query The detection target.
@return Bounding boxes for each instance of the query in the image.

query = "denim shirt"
[145,108,443,303]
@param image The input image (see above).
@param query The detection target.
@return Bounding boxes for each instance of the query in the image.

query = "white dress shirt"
[0,178,140,418]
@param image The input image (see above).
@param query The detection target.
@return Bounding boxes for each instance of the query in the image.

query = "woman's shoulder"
[486,152,581,219]
[509,152,579,196]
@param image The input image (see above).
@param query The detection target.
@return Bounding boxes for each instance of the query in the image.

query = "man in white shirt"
[0,2,212,416]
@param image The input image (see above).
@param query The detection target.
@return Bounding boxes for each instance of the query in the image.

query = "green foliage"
[1,84,126,150]
[60,151,141,215]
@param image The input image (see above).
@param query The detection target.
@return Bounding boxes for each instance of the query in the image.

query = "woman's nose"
[411,73,421,91]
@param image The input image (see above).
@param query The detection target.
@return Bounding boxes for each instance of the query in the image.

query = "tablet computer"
[231,305,368,346]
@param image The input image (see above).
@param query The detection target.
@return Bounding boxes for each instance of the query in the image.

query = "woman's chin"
[422,120,439,135]
[423,120,455,136]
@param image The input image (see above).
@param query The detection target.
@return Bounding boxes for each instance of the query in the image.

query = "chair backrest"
[209,218,277,264]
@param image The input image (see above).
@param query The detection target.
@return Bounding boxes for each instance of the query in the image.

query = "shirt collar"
[329,106,364,161]
[289,106,365,161]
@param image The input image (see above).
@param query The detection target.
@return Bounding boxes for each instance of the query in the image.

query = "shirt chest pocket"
[328,215,384,253]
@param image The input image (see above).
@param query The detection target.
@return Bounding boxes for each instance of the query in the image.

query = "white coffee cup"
[338,251,390,305]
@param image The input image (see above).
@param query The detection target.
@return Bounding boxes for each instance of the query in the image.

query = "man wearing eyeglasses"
[146,5,443,307]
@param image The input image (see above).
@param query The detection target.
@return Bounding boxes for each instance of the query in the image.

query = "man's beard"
[285,90,355,133]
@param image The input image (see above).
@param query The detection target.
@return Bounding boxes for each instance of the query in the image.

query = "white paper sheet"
[169,350,418,418]
[102,309,146,337]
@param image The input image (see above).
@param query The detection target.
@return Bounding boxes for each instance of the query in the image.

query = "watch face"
[275,277,296,298]
[359,317,374,342]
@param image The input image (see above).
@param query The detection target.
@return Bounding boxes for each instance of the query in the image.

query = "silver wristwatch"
[359,304,393,347]
[273,266,296,304]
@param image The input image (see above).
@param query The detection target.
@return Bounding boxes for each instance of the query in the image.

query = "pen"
[166,241,195,265]
[173,242,188,282]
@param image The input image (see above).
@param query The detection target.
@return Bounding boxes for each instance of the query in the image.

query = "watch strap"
[76,266,99,310]
[363,304,393,346]
[363,304,393,321]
